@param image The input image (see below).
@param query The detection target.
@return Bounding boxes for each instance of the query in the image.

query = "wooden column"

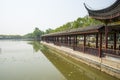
[59,36,61,46]
[57,36,59,45]
[73,35,75,50]
[114,33,116,50]
[96,33,98,48]
[72,35,77,50]
[105,26,108,50]
[83,34,86,52]
[69,36,71,46]
[57,36,58,45]
[66,35,68,45]
[53,37,55,44]
[61,36,62,44]
[64,36,66,46]
[99,33,102,57]
[75,35,77,47]
[66,35,68,46]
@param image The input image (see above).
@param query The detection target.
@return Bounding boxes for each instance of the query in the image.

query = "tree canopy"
[33,27,44,40]
[47,16,102,33]
[0,16,103,41]
[23,27,44,40]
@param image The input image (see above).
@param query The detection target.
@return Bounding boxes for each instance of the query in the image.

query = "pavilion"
[42,0,120,57]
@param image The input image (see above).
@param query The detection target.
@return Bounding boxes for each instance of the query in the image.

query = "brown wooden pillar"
[57,36,59,45]
[69,36,71,46]
[64,36,65,46]
[96,33,98,48]
[105,26,108,50]
[66,35,68,46]
[46,37,48,43]
[61,36,62,44]
[56,36,57,43]
[64,36,66,45]
[99,33,102,57]
[59,36,61,46]
[57,36,58,45]
[83,34,86,52]
[53,36,55,44]
[114,33,116,50]
[72,35,77,50]
[75,35,77,47]
[73,35,75,50]
[66,35,68,45]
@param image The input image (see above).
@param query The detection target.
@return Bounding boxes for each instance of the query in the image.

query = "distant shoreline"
[0,38,34,41]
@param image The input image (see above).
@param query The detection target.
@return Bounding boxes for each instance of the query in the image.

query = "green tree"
[45,28,53,34]
[23,33,34,39]
[33,27,44,40]
[45,16,102,33]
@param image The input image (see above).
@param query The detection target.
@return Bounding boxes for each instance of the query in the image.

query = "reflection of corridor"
[41,42,120,79]
[42,48,90,80]
[41,45,98,80]
[0,48,1,54]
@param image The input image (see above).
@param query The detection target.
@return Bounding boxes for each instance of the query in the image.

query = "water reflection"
[29,41,119,80]
[0,41,66,80]
[0,48,1,54]
[28,41,42,52]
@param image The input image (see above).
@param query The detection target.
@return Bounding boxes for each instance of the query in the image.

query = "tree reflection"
[28,41,41,52]
[0,48,1,54]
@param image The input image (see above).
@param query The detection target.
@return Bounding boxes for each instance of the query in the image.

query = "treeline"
[24,16,102,40]
[0,28,44,40]
[0,35,22,40]
[0,16,103,40]
[24,27,44,40]
[45,16,102,34]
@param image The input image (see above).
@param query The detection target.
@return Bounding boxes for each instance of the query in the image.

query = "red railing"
[49,40,120,57]
[84,47,99,56]
[74,46,84,52]
[102,49,120,57]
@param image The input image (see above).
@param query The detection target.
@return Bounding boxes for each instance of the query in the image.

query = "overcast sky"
[0,0,116,35]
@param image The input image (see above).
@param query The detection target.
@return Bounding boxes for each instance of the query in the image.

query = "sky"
[0,0,116,35]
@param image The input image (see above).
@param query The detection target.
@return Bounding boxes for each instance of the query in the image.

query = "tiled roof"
[84,0,120,21]
[42,25,103,37]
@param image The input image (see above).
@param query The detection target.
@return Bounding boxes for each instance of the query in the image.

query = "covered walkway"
[42,25,120,57]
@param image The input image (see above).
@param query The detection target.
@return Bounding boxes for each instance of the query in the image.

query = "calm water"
[0,41,66,80]
[0,41,119,80]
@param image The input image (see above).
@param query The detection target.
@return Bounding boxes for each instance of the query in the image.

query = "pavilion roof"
[84,0,120,23]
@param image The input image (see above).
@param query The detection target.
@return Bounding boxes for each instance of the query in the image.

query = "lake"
[0,41,119,80]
